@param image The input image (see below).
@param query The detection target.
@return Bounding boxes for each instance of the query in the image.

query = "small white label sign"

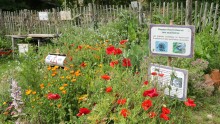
[45,55,66,67]
[38,12,49,20]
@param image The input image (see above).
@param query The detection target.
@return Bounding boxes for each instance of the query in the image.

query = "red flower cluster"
[106,46,122,55]
[122,58,132,67]
[110,60,119,67]
[76,108,91,117]
[120,39,128,45]
[142,99,152,111]
[148,112,157,118]
[120,108,129,118]
[143,88,159,98]
[160,107,171,121]
[105,86,112,93]
[47,93,61,100]
[184,98,196,107]
[143,81,149,85]
[80,62,86,67]
[101,74,111,80]
[117,99,127,105]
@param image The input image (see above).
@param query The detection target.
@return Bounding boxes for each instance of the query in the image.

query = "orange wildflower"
[64,67,69,71]
[75,70,81,76]
[40,83,44,89]
[62,90,67,94]
[25,89,32,95]
[47,66,51,70]
[71,78,77,82]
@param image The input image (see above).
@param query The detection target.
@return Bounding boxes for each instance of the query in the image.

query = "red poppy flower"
[162,107,170,114]
[151,72,157,76]
[120,108,129,118]
[113,48,122,55]
[184,98,196,107]
[47,93,61,100]
[101,74,111,80]
[80,62,86,67]
[122,58,132,67]
[142,99,152,111]
[78,45,82,50]
[149,112,157,118]
[160,113,169,120]
[106,46,115,55]
[110,60,119,67]
[76,108,91,116]
[158,73,164,77]
[105,86,112,93]
[143,88,159,98]
[143,81,149,85]
[117,99,127,105]
[120,39,128,45]
[69,57,73,61]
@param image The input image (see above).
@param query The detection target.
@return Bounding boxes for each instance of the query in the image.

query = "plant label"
[38,12,49,21]
[149,24,195,58]
[148,64,188,101]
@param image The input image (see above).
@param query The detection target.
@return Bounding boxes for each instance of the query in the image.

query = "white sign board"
[149,24,195,58]
[38,12,49,20]
[18,44,28,54]
[149,64,188,101]
[45,54,66,67]
[131,1,138,8]
[60,11,72,20]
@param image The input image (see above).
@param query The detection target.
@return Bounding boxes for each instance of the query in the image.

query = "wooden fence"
[0,1,220,35]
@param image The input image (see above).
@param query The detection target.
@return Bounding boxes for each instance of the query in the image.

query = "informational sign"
[149,24,195,58]
[131,1,138,8]
[148,64,188,101]
[18,44,28,54]
[38,12,49,20]
[45,54,66,67]
[60,11,72,20]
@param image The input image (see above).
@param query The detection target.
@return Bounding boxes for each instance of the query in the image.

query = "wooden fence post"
[185,0,192,25]
[0,9,5,35]
[212,4,219,35]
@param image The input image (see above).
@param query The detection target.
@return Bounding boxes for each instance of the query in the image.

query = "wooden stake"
[167,20,174,66]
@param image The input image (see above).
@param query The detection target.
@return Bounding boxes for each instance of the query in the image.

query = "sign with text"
[148,64,188,101]
[45,54,66,67]
[149,24,195,58]
[38,12,49,21]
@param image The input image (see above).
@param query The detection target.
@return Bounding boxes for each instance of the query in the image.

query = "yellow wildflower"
[63,83,68,87]
[78,94,88,101]
[64,67,69,71]
[66,76,71,80]
[57,104,62,108]
[3,102,6,105]
[70,70,74,74]
[71,78,76,82]
[98,64,103,68]
[25,89,32,95]
[59,86,65,91]
[32,91,36,95]
[60,76,65,79]
[40,83,44,89]
[70,64,74,67]
[62,90,67,94]
[50,103,53,106]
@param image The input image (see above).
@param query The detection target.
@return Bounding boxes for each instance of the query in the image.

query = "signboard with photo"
[149,24,195,58]
[60,11,72,20]
[38,12,49,20]
[45,54,66,67]
[148,64,188,101]
[131,1,138,8]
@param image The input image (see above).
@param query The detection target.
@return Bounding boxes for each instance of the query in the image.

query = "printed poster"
[45,54,66,67]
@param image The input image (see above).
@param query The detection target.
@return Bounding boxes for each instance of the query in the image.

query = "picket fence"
[0,1,220,35]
